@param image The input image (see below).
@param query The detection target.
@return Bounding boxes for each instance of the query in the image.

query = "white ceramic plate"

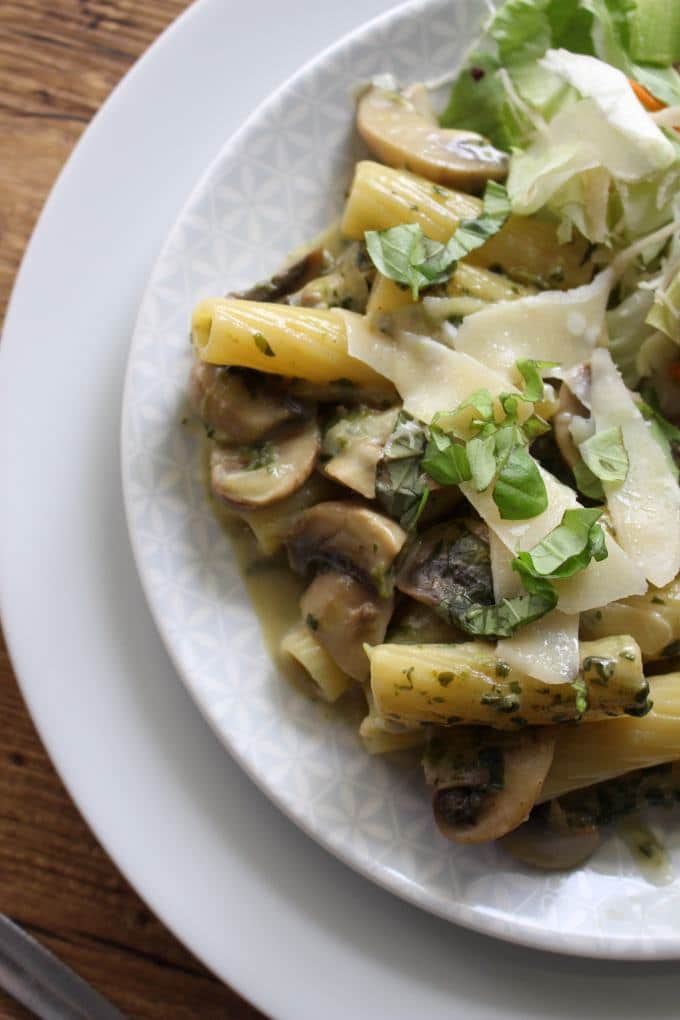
[121,0,680,959]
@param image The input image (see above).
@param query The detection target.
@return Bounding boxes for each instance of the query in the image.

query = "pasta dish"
[186,0,680,870]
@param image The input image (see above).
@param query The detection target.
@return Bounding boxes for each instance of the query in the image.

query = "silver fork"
[0,914,128,1019]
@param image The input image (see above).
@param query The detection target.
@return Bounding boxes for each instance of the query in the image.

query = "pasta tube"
[359,686,425,755]
[366,273,415,326]
[369,637,648,729]
[281,623,353,702]
[341,161,481,242]
[446,263,535,302]
[581,576,680,659]
[192,298,393,390]
[540,672,680,802]
[341,162,593,288]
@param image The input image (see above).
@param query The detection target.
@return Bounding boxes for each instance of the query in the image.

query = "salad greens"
[442,0,680,146]
[440,0,680,243]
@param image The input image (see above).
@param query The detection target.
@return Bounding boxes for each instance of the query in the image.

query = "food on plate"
[186,0,680,869]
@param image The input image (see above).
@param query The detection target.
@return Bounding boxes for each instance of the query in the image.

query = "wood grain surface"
[0,3,266,1017]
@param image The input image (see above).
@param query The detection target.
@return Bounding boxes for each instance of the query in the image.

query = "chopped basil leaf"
[515,359,559,403]
[463,589,557,638]
[580,426,629,484]
[522,413,551,440]
[467,434,498,492]
[433,389,496,438]
[364,182,510,298]
[253,331,275,357]
[492,446,548,520]
[364,223,438,299]
[375,411,430,529]
[512,508,608,603]
[572,458,606,500]
[422,427,471,484]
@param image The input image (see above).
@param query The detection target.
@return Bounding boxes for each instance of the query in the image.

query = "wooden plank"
[0,3,268,1016]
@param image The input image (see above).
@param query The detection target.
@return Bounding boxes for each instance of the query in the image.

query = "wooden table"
[0,4,266,1017]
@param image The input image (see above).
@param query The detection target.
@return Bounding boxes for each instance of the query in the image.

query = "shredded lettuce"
[442,0,680,148]
[646,263,680,341]
[628,0,680,66]
[506,49,676,242]
[441,0,680,241]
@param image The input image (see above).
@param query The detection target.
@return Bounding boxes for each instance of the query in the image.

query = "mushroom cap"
[395,519,493,629]
[188,362,307,444]
[287,501,406,593]
[357,85,508,193]
[430,728,556,844]
[300,571,393,682]
[210,418,320,509]
[229,247,326,302]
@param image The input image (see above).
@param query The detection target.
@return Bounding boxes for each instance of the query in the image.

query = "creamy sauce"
[209,488,366,728]
[210,495,305,673]
[288,218,347,262]
[617,815,674,886]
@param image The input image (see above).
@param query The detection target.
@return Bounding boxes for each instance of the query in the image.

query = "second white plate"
[121,0,680,959]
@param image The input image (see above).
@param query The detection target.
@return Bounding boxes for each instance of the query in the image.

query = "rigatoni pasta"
[368,637,647,728]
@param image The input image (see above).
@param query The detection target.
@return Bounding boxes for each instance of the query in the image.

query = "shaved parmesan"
[489,531,521,602]
[554,537,647,613]
[462,466,576,552]
[589,348,680,587]
[498,611,580,685]
[337,310,519,423]
[453,269,613,379]
[467,463,646,611]
[491,533,579,684]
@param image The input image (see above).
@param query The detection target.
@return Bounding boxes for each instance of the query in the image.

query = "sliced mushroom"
[321,406,400,499]
[499,807,602,870]
[387,599,466,644]
[289,377,397,408]
[229,248,327,302]
[357,85,508,193]
[417,484,463,526]
[424,727,555,844]
[210,419,320,508]
[287,242,375,314]
[188,362,307,444]
[287,501,406,593]
[300,571,393,682]
[395,519,493,629]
